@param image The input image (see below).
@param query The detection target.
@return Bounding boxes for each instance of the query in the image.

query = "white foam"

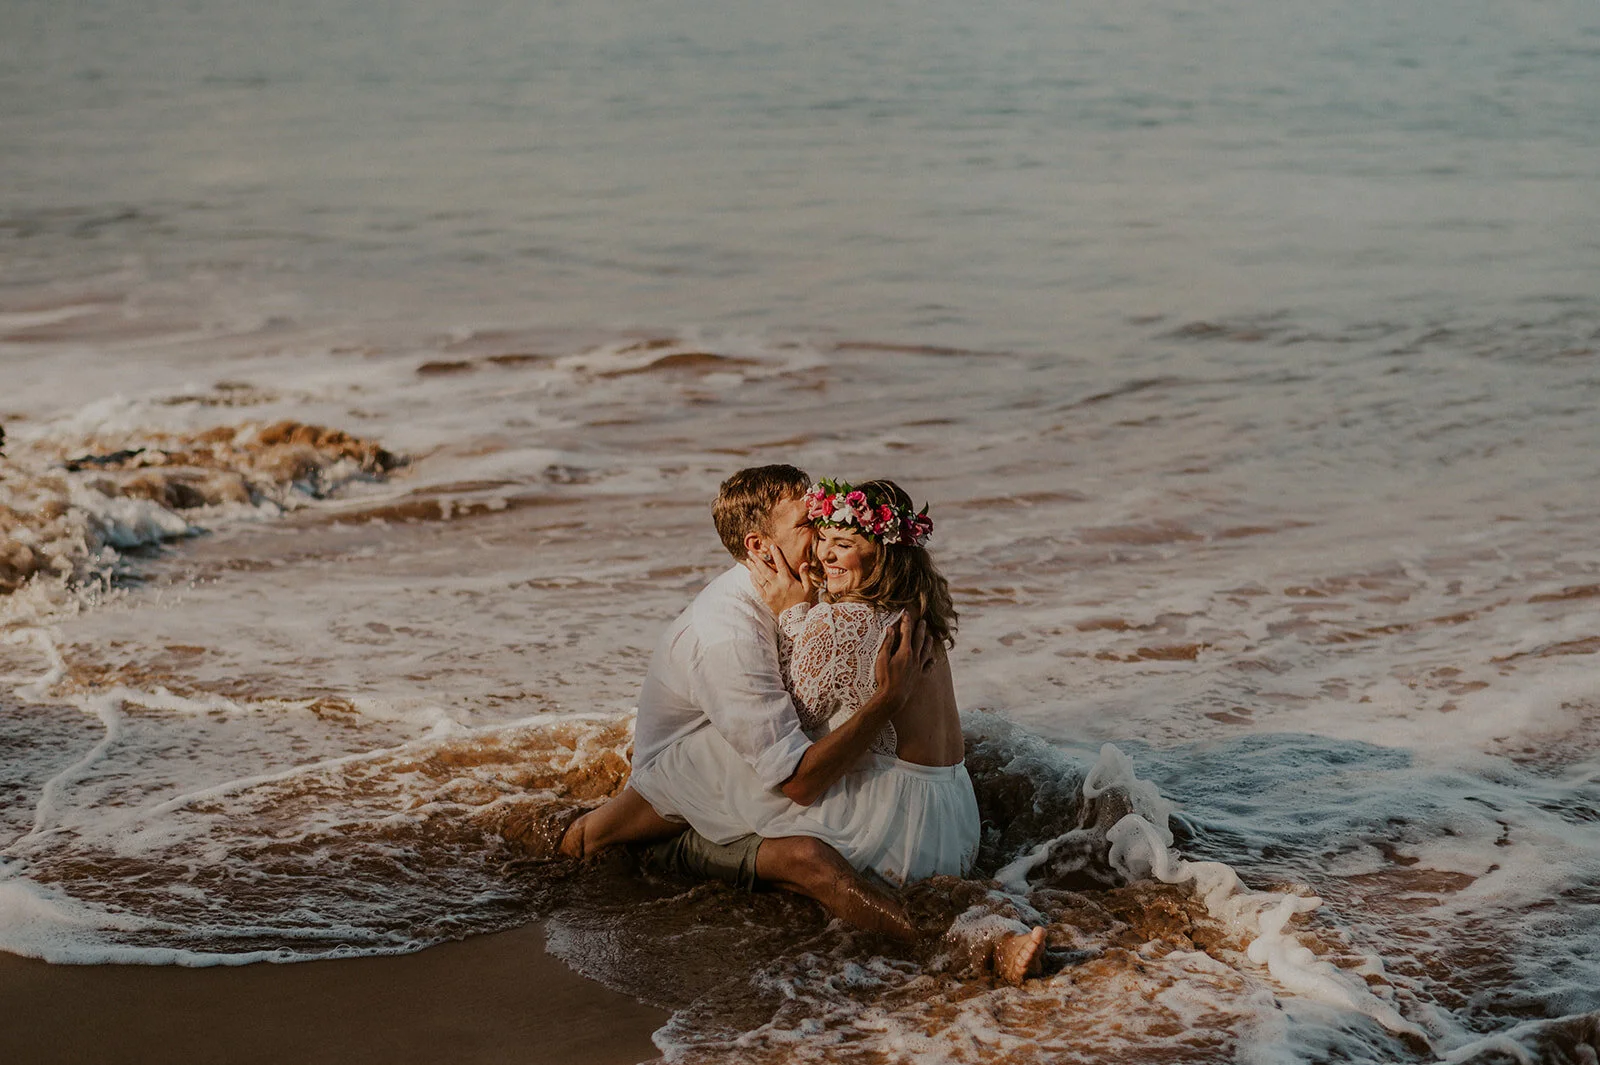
[3,297,1598,1059]
[0,698,633,964]
[69,485,193,549]
[1007,744,1430,1042]
[0,304,115,331]
[0,627,65,690]
[0,876,174,963]
[0,871,404,966]
[22,692,124,845]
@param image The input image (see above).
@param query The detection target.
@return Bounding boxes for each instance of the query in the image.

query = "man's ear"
[742,529,765,558]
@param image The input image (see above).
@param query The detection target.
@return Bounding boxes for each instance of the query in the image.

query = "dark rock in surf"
[64,447,147,471]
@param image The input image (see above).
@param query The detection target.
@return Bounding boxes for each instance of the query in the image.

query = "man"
[556,465,933,939]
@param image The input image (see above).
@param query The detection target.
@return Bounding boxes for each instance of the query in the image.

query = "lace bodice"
[778,601,899,757]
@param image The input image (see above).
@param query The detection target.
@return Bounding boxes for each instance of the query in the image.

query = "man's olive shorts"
[641,829,763,891]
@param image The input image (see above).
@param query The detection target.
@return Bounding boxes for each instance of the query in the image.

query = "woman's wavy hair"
[828,479,958,648]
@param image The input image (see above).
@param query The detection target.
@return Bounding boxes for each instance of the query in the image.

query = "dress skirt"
[629,725,980,887]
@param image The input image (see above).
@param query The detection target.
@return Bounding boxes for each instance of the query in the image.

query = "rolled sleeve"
[691,637,812,792]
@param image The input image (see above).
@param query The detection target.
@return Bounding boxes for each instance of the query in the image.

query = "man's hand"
[874,612,936,706]
[746,541,817,616]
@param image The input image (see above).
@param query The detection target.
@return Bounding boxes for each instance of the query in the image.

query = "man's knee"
[761,835,845,891]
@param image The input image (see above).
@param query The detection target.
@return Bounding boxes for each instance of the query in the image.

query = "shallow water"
[4,0,1600,1061]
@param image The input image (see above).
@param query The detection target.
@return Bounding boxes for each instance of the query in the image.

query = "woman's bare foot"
[994,926,1046,986]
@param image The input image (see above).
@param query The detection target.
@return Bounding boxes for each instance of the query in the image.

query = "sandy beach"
[0,923,664,1065]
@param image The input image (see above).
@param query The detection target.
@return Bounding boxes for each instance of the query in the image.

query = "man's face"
[760,493,815,569]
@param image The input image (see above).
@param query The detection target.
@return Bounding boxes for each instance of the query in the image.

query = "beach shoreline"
[0,921,665,1065]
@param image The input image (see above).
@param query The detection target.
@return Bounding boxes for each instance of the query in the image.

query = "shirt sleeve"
[689,635,813,792]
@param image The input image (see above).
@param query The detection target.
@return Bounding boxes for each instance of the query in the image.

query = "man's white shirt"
[632,564,812,792]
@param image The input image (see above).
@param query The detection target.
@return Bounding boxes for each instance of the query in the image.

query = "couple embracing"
[553,465,1045,982]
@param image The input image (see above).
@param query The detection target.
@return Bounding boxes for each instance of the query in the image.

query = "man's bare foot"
[548,788,683,860]
[558,811,591,859]
[994,926,1046,986]
[494,801,585,861]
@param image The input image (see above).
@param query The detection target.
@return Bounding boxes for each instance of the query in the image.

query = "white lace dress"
[637,600,980,886]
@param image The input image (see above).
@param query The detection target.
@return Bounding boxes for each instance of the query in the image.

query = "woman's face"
[816,527,876,596]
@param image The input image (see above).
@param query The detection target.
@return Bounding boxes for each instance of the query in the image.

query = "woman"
[763,476,979,884]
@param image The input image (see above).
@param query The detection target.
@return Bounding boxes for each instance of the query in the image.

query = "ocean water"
[3,0,1599,1061]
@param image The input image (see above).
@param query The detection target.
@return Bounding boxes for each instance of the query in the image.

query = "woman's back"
[781,602,963,768]
[890,647,963,766]
[774,601,978,885]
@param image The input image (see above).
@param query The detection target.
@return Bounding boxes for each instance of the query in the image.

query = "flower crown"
[805,478,933,547]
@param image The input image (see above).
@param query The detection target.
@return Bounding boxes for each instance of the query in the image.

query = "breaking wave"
[1,416,403,603]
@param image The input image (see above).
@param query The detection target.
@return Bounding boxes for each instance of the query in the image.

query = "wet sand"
[0,922,665,1065]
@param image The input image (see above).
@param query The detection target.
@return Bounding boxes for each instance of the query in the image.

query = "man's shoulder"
[689,564,770,644]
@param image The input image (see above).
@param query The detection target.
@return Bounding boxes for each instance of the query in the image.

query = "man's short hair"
[712,465,810,559]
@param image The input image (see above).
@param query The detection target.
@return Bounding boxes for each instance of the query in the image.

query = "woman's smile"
[816,528,875,596]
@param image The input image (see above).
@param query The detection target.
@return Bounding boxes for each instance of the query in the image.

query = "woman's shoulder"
[807,600,900,644]
[812,599,893,621]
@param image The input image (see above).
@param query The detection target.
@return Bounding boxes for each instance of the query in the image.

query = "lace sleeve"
[776,603,807,683]
[784,602,897,754]
[778,603,810,641]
